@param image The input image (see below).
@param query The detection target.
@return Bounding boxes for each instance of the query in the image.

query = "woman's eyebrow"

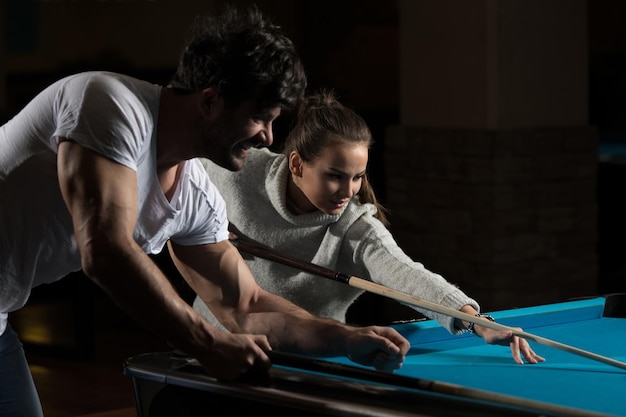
[328,167,367,176]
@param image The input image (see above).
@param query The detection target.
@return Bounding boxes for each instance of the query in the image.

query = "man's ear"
[289,151,303,177]
[200,88,221,120]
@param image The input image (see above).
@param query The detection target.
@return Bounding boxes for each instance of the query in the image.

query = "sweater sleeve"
[344,215,479,334]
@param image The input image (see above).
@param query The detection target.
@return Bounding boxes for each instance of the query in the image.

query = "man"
[0,5,409,416]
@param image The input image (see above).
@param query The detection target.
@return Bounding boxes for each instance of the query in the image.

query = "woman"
[194,91,544,364]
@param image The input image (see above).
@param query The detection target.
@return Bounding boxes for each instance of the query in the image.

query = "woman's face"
[290,141,369,215]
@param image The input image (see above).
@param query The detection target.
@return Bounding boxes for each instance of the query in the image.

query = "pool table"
[123,295,626,417]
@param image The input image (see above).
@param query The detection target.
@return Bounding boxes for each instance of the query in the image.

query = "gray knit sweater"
[193,148,479,334]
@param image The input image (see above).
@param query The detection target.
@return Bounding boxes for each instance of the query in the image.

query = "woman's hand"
[476,324,546,364]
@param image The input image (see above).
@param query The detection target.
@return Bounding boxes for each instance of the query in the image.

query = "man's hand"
[194,332,274,381]
[345,325,410,373]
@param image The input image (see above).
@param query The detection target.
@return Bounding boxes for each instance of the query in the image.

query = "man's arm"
[56,139,408,374]
[56,140,274,379]
[168,239,410,371]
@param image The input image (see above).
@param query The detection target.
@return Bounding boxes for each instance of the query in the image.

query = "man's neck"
[156,87,199,172]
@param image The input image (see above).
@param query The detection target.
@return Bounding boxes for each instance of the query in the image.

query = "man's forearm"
[85,243,217,356]
[231,290,352,355]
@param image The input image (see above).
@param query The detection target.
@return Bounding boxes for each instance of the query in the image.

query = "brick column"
[387,0,596,310]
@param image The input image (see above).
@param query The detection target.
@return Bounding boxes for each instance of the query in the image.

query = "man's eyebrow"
[254,108,280,120]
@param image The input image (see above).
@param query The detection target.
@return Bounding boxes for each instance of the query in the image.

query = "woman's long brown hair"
[281,90,390,226]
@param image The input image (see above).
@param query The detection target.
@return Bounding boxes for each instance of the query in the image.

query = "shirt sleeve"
[51,73,154,171]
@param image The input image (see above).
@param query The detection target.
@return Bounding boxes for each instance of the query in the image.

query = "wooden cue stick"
[266,350,613,417]
[232,239,626,372]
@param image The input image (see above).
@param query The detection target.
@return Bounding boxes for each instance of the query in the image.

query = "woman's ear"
[289,151,303,177]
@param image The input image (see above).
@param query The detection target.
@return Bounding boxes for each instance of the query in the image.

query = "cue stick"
[265,350,614,417]
[232,239,626,372]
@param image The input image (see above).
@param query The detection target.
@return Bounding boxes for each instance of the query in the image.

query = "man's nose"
[256,126,273,148]
[264,127,273,147]
[263,120,274,147]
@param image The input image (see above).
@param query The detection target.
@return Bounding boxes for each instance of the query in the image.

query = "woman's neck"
[286,174,316,214]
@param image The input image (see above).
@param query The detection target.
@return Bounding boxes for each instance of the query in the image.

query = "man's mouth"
[238,138,261,152]
[234,140,255,157]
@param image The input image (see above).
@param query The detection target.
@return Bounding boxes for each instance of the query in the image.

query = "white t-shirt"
[0,72,229,335]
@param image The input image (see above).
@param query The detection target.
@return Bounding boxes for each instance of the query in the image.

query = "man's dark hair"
[171,4,307,111]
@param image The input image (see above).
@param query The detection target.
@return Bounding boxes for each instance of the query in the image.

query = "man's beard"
[201,120,244,171]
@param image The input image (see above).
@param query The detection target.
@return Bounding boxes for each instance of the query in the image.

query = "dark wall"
[589,0,626,294]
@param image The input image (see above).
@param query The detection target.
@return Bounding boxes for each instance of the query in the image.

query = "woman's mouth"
[330,200,348,209]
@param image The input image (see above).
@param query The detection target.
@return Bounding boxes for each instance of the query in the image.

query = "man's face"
[204,98,281,171]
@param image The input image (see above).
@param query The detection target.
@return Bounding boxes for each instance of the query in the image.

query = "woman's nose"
[339,181,355,198]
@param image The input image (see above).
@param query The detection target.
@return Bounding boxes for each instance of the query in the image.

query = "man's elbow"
[78,237,132,282]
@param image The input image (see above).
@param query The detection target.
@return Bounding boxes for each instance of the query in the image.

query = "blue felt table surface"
[329,297,626,417]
